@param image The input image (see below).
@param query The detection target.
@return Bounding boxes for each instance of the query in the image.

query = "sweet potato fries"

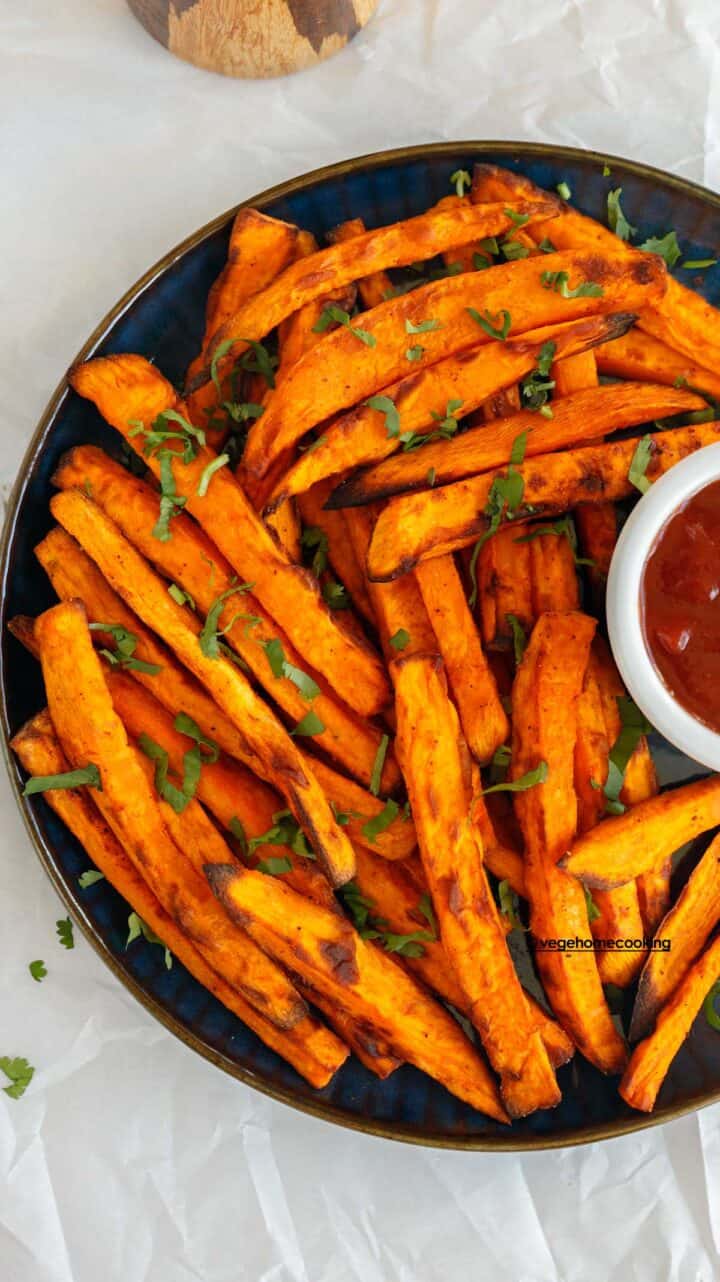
[12,163,720,1123]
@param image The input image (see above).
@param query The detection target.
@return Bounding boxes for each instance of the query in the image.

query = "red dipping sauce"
[642,477,720,732]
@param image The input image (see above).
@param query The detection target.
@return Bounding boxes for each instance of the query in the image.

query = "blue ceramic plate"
[4,143,720,1150]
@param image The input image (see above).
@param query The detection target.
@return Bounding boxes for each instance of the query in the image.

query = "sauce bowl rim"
[607,441,720,771]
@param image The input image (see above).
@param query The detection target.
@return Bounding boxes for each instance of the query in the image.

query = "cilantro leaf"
[152,451,187,541]
[322,581,351,610]
[168,583,196,609]
[703,979,720,1032]
[290,710,325,737]
[29,960,46,982]
[261,638,320,701]
[247,809,314,860]
[126,912,172,968]
[56,918,74,949]
[406,345,424,361]
[300,525,329,577]
[197,452,229,497]
[199,582,254,658]
[607,188,637,241]
[584,886,601,923]
[389,627,410,651]
[506,613,527,664]
[406,318,442,334]
[498,879,524,931]
[504,208,530,227]
[628,434,654,494]
[256,856,293,876]
[417,892,437,937]
[450,169,471,197]
[540,270,604,298]
[467,307,511,341]
[369,734,390,797]
[519,339,556,412]
[89,622,162,676]
[639,230,682,267]
[682,258,717,270]
[556,181,572,200]
[78,869,105,889]
[23,764,101,796]
[0,1056,34,1100]
[361,798,400,843]
[500,239,530,261]
[366,394,400,438]
[313,305,376,347]
[481,760,548,796]
[604,697,653,814]
[515,517,595,567]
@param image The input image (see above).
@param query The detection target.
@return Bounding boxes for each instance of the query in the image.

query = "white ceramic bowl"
[606,442,720,772]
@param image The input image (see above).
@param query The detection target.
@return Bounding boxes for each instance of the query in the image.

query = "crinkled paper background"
[2,2,720,1277]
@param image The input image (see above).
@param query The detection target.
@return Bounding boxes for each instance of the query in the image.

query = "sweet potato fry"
[34,527,266,764]
[185,207,299,385]
[68,355,390,719]
[296,478,376,626]
[394,653,560,1117]
[527,528,580,618]
[550,348,617,591]
[196,198,559,392]
[35,601,310,1028]
[104,666,337,911]
[477,526,534,648]
[295,983,400,1079]
[596,328,720,401]
[552,351,598,395]
[589,637,665,931]
[365,422,720,581]
[561,776,720,888]
[206,862,509,1121]
[276,234,356,379]
[53,445,396,791]
[414,555,508,762]
[574,668,647,987]
[269,314,638,506]
[329,380,705,509]
[10,709,347,1088]
[242,250,666,479]
[343,504,436,660]
[471,162,720,376]
[620,933,720,1113]
[511,611,627,1073]
[630,833,720,1042]
[34,531,410,867]
[50,489,356,887]
[328,218,394,309]
[352,845,573,1067]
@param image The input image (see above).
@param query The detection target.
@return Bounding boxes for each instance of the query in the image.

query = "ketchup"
[642,478,720,732]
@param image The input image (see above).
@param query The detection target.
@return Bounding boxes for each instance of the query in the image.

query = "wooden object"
[127,0,380,78]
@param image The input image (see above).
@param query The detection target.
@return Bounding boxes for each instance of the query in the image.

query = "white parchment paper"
[2,2,720,1277]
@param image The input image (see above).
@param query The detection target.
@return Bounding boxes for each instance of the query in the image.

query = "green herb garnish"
[78,870,105,889]
[29,960,46,983]
[23,764,101,796]
[290,710,325,738]
[481,760,548,796]
[199,582,255,658]
[639,231,682,268]
[604,697,652,815]
[627,434,654,494]
[450,169,471,197]
[467,307,511,341]
[607,188,637,241]
[313,305,376,347]
[369,734,390,797]
[361,798,400,843]
[541,270,604,298]
[89,622,162,676]
[389,628,410,651]
[0,1057,34,1100]
[56,918,74,949]
[366,394,400,438]
[126,912,172,969]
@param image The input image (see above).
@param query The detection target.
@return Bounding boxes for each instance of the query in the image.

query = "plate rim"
[4,138,720,1151]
